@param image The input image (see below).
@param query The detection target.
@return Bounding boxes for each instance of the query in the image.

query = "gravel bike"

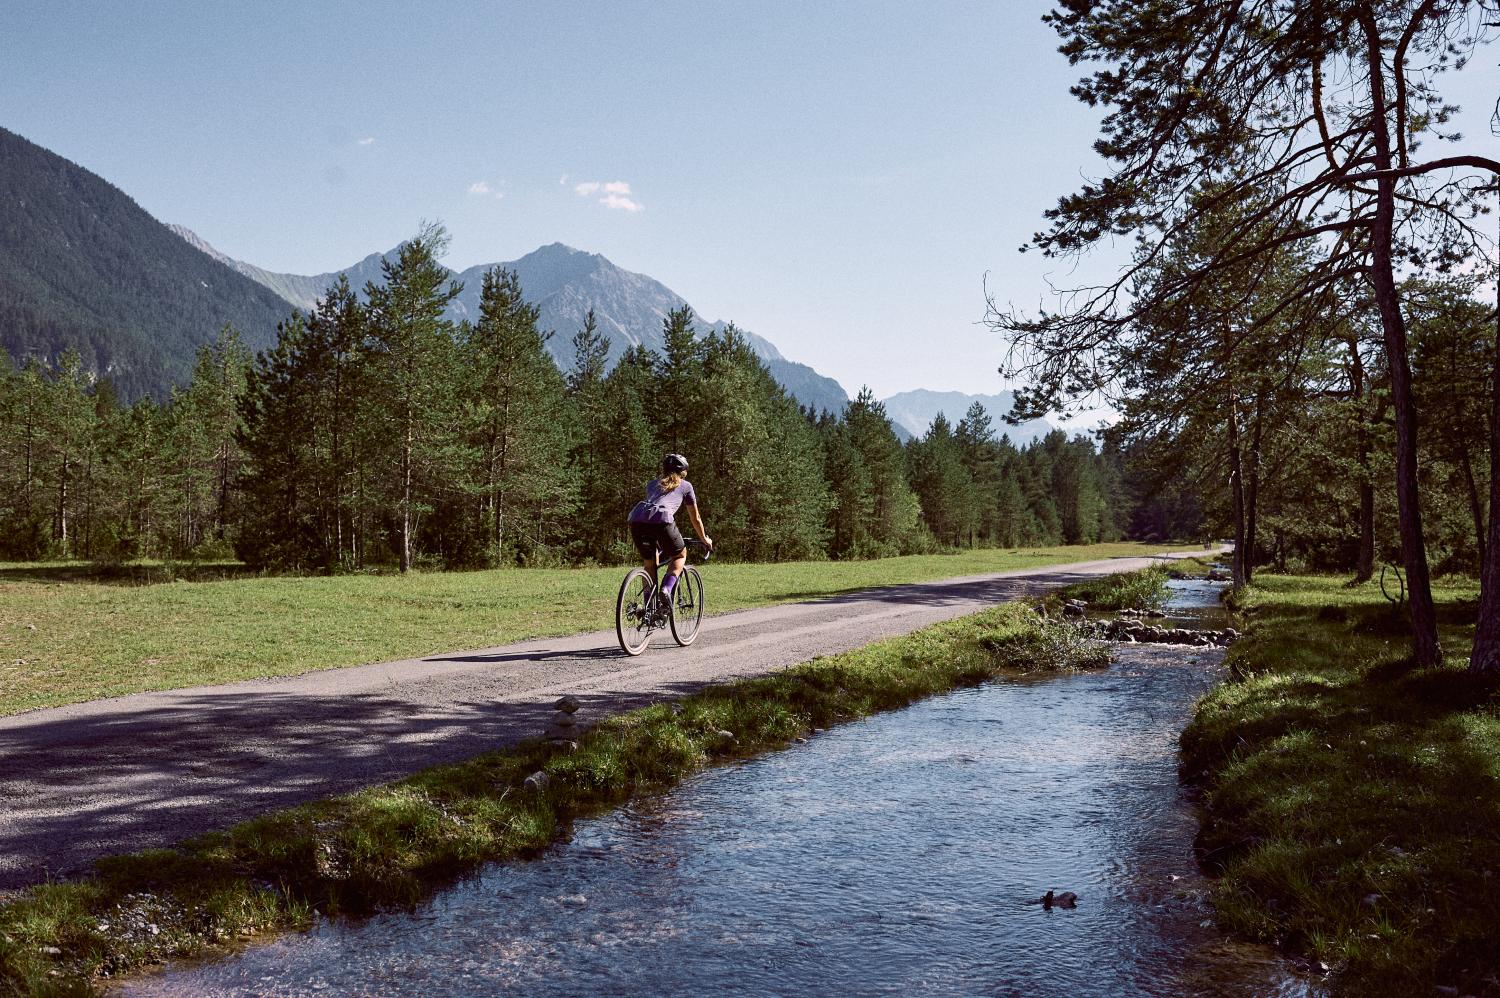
[615,539,710,656]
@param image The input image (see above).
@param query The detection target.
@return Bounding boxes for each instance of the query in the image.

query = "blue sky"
[3,2,1496,399]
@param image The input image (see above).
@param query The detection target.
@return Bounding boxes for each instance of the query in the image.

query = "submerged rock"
[1041,890,1078,910]
[1087,618,1237,648]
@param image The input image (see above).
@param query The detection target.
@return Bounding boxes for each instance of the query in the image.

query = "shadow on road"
[0,681,705,891]
[0,558,1170,892]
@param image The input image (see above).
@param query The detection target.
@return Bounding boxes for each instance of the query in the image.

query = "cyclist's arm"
[686,501,712,550]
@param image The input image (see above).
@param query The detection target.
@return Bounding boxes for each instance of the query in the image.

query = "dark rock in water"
[1089,618,1236,649]
[1041,890,1078,910]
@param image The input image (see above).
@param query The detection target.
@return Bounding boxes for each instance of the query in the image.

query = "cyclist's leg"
[659,523,688,597]
[629,523,661,594]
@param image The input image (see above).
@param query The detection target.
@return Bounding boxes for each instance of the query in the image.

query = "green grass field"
[1181,573,1497,996]
[0,542,1195,716]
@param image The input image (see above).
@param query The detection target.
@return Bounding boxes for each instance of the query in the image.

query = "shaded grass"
[0,603,1103,996]
[1180,573,1497,996]
[0,541,1189,716]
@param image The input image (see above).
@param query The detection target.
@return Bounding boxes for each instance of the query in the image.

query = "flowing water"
[127,581,1309,997]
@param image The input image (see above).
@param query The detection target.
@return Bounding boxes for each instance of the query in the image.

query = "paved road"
[0,551,1210,891]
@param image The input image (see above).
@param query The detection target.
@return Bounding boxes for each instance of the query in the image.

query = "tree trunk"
[57,455,69,554]
[1470,201,1500,674]
[1371,252,1440,666]
[1244,390,1266,585]
[1362,15,1441,667]
[1349,336,1375,582]
[1459,449,1486,571]
[1227,386,1248,587]
[400,418,413,573]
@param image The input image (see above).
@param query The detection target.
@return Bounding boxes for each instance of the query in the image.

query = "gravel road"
[0,551,1207,891]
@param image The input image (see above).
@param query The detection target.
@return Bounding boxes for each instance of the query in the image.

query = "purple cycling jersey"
[628,478,697,524]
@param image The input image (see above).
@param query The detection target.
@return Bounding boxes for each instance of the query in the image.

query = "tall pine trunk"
[400,416,413,573]
[1348,336,1375,582]
[1470,203,1500,674]
[1362,17,1440,667]
[1228,385,1248,587]
[1459,450,1486,570]
[1244,390,1266,585]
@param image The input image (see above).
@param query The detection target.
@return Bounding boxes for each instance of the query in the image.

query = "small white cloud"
[468,181,492,195]
[600,192,644,212]
[572,179,644,212]
[358,136,375,146]
[558,173,569,186]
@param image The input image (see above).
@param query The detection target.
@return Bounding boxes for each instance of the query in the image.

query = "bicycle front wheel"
[669,565,705,646]
[616,568,655,656]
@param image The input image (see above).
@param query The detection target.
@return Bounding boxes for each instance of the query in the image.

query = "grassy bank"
[1049,562,1172,611]
[1180,574,1497,996]
[0,603,1104,996]
[0,541,1190,715]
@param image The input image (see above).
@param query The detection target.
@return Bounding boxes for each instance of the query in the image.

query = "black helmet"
[662,453,689,474]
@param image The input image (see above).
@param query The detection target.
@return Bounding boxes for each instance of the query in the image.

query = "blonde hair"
[657,472,683,493]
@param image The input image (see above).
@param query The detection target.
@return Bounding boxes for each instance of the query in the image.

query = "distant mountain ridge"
[0,127,292,398]
[1,124,1024,429]
[171,231,852,418]
[881,389,1054,446]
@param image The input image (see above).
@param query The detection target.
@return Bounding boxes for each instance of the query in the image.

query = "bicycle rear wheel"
[669,565,704,646]
[616,568,655,656]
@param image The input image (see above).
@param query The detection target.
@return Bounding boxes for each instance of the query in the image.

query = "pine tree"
[843,387,920,555]
[460,266,575,565]
[363,225,463,572]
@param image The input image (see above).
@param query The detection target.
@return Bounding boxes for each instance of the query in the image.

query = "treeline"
[992,1,1499,672]
[0,227,1127,569]
[1117,268,1492,582]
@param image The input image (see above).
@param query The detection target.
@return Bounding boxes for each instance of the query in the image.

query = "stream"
[125,579,1309,996]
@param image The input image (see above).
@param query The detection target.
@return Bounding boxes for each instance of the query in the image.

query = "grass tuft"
[1054,564,1172,612]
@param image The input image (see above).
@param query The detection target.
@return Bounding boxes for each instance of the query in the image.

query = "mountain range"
[1,124,1051,443]
[0,127,291,398]
[881,389,1054,445]
[168,227,851,418]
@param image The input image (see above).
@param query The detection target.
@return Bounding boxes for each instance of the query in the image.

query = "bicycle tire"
[616,568,655,656]
[669,565,705,646]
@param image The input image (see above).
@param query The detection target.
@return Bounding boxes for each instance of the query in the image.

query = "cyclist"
[628,453,712,621]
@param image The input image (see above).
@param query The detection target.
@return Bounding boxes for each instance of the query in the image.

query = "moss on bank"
[1180,574,1497,996]
[0,603,1102,996]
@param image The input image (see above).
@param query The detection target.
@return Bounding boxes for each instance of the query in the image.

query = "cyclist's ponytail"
[658,472,683,493]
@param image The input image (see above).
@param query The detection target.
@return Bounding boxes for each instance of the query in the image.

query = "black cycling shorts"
[629,520,686,562]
